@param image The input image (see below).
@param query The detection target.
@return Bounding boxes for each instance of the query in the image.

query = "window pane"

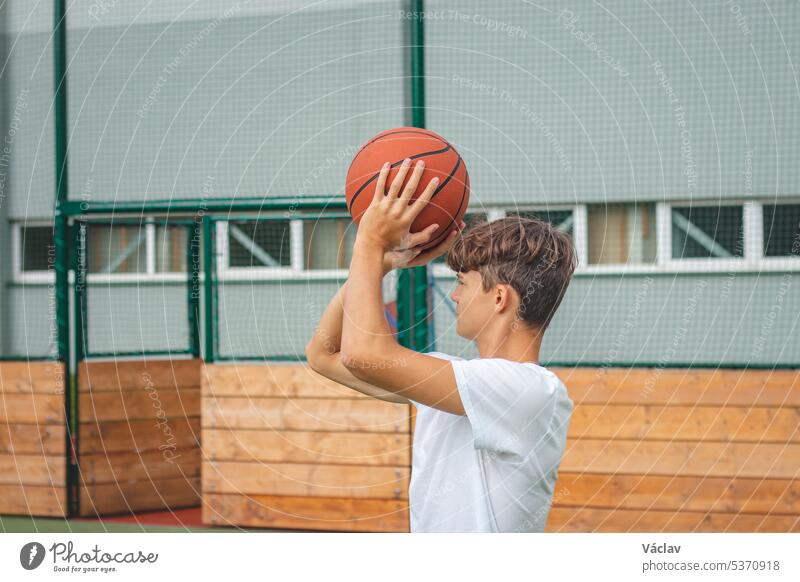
[156,225,187,272]
[671,205,743,259]
[507,209,573,236]
[588,203,656,264]
[763,204,800,257]
[87,225,147,273]
[20,226,54,272]
[228,220,291,267]
[305,218,356,270]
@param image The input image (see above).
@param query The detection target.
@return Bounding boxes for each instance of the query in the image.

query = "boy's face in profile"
[450,270,496,340]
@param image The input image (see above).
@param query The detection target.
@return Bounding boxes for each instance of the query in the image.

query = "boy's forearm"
[342,240,396,358]
[308,264,391,357]
[308,281,348,357]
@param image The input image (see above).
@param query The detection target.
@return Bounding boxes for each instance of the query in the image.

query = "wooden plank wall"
[547,367,800,533]
[0,361,67,517]
[78,359,201,516]
[202,364,412,532]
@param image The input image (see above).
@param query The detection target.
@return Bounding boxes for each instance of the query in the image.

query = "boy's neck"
[475,325,543,364]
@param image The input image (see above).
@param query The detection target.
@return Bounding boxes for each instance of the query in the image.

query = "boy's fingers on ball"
[388,158,412,197]
[373,162,391,203]
[407,224,438,246]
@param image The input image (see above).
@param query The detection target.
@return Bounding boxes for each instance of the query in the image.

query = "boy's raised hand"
[382,220,465,274]
[357,158,440,251]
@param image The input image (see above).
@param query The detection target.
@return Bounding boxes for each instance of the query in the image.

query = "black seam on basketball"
[348,130,452,182]
[423,179,468,248]
[430,154,462,200]
[347,145,452,213]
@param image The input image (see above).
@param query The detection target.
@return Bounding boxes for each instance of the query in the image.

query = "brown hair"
[445,216,577,330]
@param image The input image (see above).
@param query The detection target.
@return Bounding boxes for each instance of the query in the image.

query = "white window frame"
[663,199,747,269]
[12,220,190,285]
[582,199,800,274]
[219,216,353,281]
[11,221,55,284]
[759,198,800,263]
[17,199,798,287]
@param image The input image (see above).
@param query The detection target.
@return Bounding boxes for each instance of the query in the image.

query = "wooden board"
[202,363,369,399]
[546,506,800,533]
[203,461,409,499]
[81,418,200,455]
[79,359,201,392]
[203,397,409,433]
[203,493,409,532]
[203,429,409,466]
[79,448,201,485]
[79,387,200,423]
[81,477,200,517]
[0,484,67,517]
[552,472,800,515]
[0,423,65,455]
[0,361,64,394]
[0,393,64,424]
[0,362,67,518]
[552,367,800,406]
[568,404,800,442]
[0,453,65,487]
[561,439,800,479]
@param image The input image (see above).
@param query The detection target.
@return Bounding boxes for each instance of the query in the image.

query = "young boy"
[305,158,576,532]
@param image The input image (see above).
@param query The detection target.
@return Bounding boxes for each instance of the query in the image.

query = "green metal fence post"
[202,216,216,362]
[53,0,79,518]
[72,222,87,363]
[397,0,432,352]
[69,222,86,517]
[188,221,202,358]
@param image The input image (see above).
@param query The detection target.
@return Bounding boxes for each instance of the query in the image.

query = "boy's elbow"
[339,349,375,379]
[305,342,326,374]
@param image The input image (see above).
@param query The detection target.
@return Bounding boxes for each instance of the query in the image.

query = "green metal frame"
[396,0,432,353]
[207,212,353,362]
[52,0,79,518]
[75,218,199,359]
[60,197,346,216]
[202,215,216,362]
[188,220,202,358]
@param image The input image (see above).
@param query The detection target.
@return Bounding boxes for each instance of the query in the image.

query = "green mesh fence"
[1,224,58,360]
[421,1,800,367]
[2,0,798,366]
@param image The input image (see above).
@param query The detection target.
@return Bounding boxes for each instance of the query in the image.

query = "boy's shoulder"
[428,351,557,375]
[432,352,568,395]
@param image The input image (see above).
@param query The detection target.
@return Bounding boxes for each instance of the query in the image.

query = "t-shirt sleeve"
[449,358,564,459]
[409,351,464,410]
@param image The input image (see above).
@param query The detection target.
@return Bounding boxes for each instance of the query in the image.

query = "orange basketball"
[345,127,470,251]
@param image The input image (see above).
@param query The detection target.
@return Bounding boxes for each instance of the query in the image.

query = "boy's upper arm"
[309,354,411,405]
[345,347,465,415]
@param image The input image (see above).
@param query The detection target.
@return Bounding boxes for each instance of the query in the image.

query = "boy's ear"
[494,283,516,313]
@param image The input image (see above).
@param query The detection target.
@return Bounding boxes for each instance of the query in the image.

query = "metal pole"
[202,216,215,362]
[397,0,431,352]
[188,222,201,358]
[53,0,77,517]
[60,197,346,216]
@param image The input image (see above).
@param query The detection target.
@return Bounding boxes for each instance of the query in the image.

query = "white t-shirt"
[408,351,573,533]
